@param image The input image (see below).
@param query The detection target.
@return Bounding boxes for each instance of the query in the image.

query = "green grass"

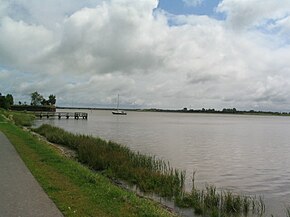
[0,109,35,126]
[2,110,290,217]
[34,124,186,199]
[33,124,266,217]
[0,111,175,217]
[287,207,290,217]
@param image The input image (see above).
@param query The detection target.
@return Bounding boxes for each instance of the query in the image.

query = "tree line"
[144,107,290,116]
[0,91,56,110]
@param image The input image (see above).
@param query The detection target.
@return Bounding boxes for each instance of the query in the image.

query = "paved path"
[0,131,64,217]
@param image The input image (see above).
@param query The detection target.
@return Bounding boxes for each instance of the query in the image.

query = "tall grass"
[286,207,290,217]
[34,124,265,217]
[34,124,185,198]
[176,173,265,216]
[0,115,175,217]
[0,110,35,126]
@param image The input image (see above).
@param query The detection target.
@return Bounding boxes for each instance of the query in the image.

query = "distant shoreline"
[56,106,290,116]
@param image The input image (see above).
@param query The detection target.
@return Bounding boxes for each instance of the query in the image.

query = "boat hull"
[112,111,127,115]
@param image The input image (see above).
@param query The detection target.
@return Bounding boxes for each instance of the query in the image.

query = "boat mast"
[117,94,119,111]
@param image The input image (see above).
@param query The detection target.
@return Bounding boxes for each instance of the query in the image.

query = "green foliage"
[0,121,174,217]
[34,124,267,217]
[0,95,6,108]
[0,93,14,109]
[31,91,44,106]
[222,108,237,113]
[0,110,35,126]
[48,94,56,105]
[41,98,49,106]
[6,94,13,107]
[31,92,56,106]
[287,207,290,217]
[12,112,35,126]
[34,124,186,198]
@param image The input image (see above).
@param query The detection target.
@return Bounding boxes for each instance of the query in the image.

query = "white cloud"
[0,17,56,73]
[217,0,290,30]
[1,0,290,111]
[0,0,103,28]
[53,2,164,75]
[183,0,203,7]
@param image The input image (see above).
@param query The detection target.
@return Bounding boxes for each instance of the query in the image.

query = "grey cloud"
[187,73,220,84]
[1,0,290,111]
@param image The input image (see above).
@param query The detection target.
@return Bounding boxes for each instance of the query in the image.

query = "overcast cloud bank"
[1,0,290,111]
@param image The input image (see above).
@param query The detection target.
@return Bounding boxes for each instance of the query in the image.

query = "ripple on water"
[34,111,290,216]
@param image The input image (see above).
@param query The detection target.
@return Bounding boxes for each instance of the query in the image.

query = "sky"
[1,0,290,111]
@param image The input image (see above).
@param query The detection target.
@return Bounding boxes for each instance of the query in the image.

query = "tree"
[48,94,56,105]
[30,92,56,106]
[0,94,6,109]
[6,94,13,107]
[0,93,14,109]
[222,108,237,114]
[31,91,43,106]
[41,99,48,106]
[232,108,237,113]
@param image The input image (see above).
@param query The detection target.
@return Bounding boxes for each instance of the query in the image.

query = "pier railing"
[32,112,88,120]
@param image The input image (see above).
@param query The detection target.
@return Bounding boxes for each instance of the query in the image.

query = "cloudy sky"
[1,0,290,111]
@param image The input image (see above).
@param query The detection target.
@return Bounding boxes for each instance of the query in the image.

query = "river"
[34,109,290,216]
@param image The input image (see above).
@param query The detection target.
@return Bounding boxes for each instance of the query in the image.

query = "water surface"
[34,109,290,216]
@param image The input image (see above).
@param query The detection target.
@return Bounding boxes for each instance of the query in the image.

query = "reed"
[287,207,290,217]
[34,124,265,217]
[0,114,175,217]
[34,124,185,198]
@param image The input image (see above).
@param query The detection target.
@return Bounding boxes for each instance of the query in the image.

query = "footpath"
[0,131,64,217]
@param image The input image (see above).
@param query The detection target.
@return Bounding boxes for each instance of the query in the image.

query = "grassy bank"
[34,124,265,217]
[0,109,35,126]
[34,124,185,198]
[0,111,175,217]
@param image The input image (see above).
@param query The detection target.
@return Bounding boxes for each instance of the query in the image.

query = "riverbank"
[33,125,265,216]
[0,131,63,217]
[56,106,290,117]
[0,110,176,217]
[2,110,288,217]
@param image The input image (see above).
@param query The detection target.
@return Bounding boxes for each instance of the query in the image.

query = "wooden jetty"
[33,112,88,120]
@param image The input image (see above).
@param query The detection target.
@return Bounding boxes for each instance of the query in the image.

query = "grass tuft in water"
[286,207,290,217]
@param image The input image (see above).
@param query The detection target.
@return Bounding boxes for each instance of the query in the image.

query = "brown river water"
[34,109,290,216]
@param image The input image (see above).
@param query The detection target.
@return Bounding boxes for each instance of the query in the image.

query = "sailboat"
[112,94,127,115]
